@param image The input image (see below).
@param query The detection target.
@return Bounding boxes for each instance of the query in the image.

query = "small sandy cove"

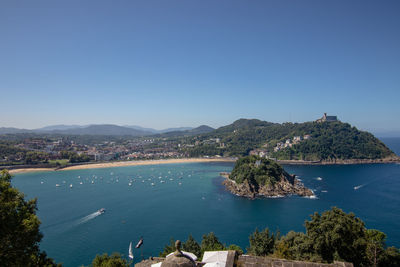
[9,158,236,174]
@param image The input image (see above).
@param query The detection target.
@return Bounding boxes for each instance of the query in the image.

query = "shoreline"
[6,156,399,174]
[8,158,236,174]
[277,157,400,165]
[9,168,56,174]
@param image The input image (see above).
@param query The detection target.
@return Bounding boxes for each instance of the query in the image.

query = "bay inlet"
[11,160,400,266]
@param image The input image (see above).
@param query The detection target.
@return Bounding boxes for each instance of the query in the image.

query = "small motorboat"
[135,237,143,249]
[98,208,106,214]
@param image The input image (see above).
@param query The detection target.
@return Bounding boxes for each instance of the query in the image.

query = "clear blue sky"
[1,0,399,133]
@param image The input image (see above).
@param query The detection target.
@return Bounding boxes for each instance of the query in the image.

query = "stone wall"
[237,255,353,267]
[135,254,353,267]
[135,257,164,267]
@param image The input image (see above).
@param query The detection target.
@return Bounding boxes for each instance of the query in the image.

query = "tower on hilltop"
[316,113,338,123]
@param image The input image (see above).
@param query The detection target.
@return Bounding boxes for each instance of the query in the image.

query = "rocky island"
[222,155,314,199]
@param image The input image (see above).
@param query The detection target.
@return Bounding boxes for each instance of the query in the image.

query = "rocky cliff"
[222,172,314,199]
[220,155,314,199]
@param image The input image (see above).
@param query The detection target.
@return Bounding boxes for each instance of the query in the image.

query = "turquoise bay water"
[12,161,400,267]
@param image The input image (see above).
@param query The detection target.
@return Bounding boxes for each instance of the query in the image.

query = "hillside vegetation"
[224,155,313,198]
[185,119,395,161]
[1,118,396,166]
[230,155,285,186]
[158,207,400,267]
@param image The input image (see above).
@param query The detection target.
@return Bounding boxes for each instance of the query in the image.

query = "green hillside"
[185,119,396,161]
[229,155,286,186]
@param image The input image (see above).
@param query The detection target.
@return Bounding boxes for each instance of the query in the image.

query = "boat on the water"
[128,241,134,259]
[98,208,106,214]
[135,237,143,248]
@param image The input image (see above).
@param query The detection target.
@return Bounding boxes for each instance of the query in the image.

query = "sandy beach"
[9,168,56,174]
[8,158,236,174]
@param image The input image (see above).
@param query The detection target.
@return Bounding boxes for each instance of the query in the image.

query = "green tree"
[365,229,386,267]
[91,253,128,267]
[379,246,400,267]
[273,239,291,259]
[201,232,224,254]
[0,169,60,266]
[182,234,201,257]
[364,229,400,267]
[305,207,367,266]
[273,231,316,261]
[229,155,285,187]
[24,151,49,164]
[227,244,244,255]
[159,238,177,257]
[247,228,275,256]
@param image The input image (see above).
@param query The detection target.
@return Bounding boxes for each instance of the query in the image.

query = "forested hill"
[185,119,397,161]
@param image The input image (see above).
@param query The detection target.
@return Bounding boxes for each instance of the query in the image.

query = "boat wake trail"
[41,214,84,230]
[353,173,395,191]
[354,184,365,190]
[42,210,105,233]
[76,211,102,225]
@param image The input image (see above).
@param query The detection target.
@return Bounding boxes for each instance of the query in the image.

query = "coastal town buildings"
[273,134,311,152]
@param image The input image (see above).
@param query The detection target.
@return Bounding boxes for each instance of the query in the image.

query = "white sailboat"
[129,241,134,259]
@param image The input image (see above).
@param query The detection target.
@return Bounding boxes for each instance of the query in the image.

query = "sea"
[11,137,400,267]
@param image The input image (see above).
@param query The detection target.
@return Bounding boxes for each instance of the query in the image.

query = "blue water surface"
[12,160,400,267]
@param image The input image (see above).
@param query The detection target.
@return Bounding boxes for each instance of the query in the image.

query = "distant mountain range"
[0,124,214,136]
[36,125,86,131]
[123,125,194,134]
[154,125,215,137]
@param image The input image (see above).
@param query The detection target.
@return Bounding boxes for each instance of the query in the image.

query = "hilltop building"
[316,113,338,123]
